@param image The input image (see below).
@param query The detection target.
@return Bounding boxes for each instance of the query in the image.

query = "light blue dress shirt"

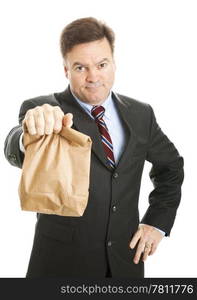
[73,91,126,164]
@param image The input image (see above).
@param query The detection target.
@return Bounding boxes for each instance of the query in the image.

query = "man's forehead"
[68,38,112,55]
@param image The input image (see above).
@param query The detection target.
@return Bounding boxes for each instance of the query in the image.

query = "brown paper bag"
[18,126,92,216]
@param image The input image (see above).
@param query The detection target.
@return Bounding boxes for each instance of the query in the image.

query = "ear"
[64,66,69,79]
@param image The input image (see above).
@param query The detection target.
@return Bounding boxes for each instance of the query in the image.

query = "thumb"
[63,113,73,128]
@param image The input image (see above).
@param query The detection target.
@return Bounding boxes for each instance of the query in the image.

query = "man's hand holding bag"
[18,104,92,216]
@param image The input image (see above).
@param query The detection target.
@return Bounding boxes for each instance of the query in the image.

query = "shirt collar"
[71,89,113,119]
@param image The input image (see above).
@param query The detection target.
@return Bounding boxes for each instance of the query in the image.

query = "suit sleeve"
[4,100,36,168]
[141,105,184,236]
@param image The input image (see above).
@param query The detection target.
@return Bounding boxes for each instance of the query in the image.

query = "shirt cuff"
[154,227,166,236]
[140,223,165,236]
[19,132,25,153]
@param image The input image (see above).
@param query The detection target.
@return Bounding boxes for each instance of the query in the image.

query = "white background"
[0,0,196,277]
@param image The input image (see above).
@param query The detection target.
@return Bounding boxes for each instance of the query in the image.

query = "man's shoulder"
[115,92,151,112]
[18,92,63,123]
[21,93,60,107]
[19,92,63,118]
[115,93,155,134]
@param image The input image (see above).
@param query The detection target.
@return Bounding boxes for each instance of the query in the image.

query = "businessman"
[4,17,184,278]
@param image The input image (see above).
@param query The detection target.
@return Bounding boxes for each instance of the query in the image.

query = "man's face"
[64,38,116,105]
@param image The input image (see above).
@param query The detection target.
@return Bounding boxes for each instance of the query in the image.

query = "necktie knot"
[91,106,105,120]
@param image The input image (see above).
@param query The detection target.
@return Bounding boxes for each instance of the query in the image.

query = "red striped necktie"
[91,105,115,169]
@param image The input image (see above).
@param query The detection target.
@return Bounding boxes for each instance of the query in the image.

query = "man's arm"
[129,105,184,263]
[4,125,24,168]
[142,105,184,235]
[4,97,73,168]
[4,100,36,168]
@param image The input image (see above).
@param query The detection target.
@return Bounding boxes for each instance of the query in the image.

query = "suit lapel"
[55,87,111,170]
[112,92,139,170]
[55,87,138,172]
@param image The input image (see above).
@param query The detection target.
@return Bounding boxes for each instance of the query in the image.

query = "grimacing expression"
[64,38,116,105]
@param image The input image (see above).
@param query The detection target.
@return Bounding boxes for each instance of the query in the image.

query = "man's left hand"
[129,224,164,264]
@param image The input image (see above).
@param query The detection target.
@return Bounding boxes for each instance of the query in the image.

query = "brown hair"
[60,17,115,58]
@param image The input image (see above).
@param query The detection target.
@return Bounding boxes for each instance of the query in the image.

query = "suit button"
[8,154,17,162]
[107,241,112,247]
[113,172,118,179]
[112,206,117,212]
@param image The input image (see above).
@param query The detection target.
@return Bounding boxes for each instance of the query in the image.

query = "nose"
[86,68,99,83]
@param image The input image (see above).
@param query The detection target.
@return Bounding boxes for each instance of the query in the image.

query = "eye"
[98,62,108,69]
[75,66,85,72]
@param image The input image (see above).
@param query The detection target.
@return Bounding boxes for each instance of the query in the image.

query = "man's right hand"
[22,104,73,135]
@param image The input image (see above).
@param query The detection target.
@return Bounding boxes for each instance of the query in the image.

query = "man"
[4,17,184,278]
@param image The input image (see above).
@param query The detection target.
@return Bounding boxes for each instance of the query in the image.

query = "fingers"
[63,113,73,128]
[44,108,54,135]
[23,104,68,135]
[23,111,36,135]
[133,240,154,264]
[129,227,147,264]
[142,243,153,262]
[34,107,45,135]
[129,224,163,264]
[129,228,141,249]
[149,243,157,256]
[53,107,65,133]
[133,240,145,264]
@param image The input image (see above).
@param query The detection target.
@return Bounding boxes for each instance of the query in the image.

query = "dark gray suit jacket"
[4,86,184,278]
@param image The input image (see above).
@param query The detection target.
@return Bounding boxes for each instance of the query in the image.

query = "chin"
[86,96,104,105]
[85,92,107,103]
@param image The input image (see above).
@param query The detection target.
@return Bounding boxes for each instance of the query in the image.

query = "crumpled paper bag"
[18,126,92,216]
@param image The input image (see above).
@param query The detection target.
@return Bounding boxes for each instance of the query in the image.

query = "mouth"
[85,82,103,89]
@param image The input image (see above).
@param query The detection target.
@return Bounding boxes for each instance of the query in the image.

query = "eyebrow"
[72,58,110,68]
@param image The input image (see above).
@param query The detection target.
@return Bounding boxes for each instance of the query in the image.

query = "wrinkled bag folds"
[18,126,92,216]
